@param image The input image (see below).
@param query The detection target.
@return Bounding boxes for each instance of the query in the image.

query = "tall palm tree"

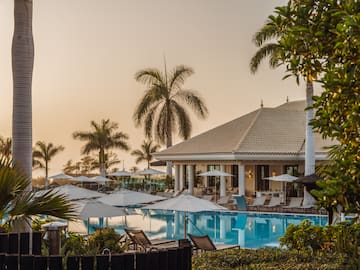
[0,156,75,232]
[73,119,130,176]
[131,140,160,169]
[250,2,322,175]
[88,152,121,173]
[0,137,12,159]
[134,65,208,176]
[12,0,34,183]
[32,141,64,189]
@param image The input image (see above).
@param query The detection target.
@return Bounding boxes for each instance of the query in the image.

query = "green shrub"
[61,232,89,256]
[88,228,127,255]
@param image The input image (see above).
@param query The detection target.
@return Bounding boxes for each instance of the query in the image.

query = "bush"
[88,228,127,255]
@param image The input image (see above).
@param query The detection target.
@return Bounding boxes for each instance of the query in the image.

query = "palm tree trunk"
[166,110,173,177]
[99,149,106,177]
[305,78,315,175]
[12,0,34,185]
[45,160,48,189]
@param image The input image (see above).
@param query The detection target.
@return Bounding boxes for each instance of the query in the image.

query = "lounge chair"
[188,234,240,253]
[283,197,303,209]
[247,196,266,211]
[262,197,281,211]
[124,229,177,251]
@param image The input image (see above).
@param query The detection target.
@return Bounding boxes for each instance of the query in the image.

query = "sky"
[0,0,321,177]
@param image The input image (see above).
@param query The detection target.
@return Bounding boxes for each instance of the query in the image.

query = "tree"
[12,0,34,184]
[73,119,130,176]
[89,152,121,173]
[250,1,329,176]
[32,141,64,189]
[131,140,160,169]
[0,137,12,159]
[0,156,75,232]
[134,64,208,176]
[309,0,360,217]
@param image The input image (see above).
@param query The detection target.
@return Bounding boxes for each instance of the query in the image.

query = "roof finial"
[286,96,289,103]
[260,99,264,108]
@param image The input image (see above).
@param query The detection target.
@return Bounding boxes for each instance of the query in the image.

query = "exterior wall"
[172,160,309,196]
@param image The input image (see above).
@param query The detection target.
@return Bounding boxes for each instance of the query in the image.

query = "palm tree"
[90,152,121,173]
[73,119,130,176]
[0,156,75,232]
[134,64,208,176]
[12,0,34,183]
[131,140,160,169]
[0,137,12,159]
[250,2,321,176]
[130,166,139,173]
[32,141,64,189]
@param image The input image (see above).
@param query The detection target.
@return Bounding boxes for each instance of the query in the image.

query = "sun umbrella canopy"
[73,176,95,182]
[108,170,132,177]
[36,184,104,201]
[48,173,74,180]
[197,170,233,177]
[133,168,166,176]
[91,176,114,184]
[74,200,127,219]
[97,189,166,207]
[142,194,226,213]
[264,174,298,182]
[294,174,322,184]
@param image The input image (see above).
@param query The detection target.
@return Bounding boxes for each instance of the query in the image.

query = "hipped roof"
[155,100,333,157]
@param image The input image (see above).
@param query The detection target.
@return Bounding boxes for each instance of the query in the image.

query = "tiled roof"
[155,100,333,157]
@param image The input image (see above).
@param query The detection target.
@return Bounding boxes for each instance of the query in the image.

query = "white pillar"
[179,165,185,191]
[174,165,180,192]
[189,165,195,195]
[238,164,245,196]
[220,164,226,197]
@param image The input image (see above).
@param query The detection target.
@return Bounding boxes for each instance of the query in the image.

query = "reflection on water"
[74,210,327,249]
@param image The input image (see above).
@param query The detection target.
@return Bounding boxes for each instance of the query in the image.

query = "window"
[284,165,299,176]
[255,165,269,191]
[207,165,220,187]
[231,165,239,187]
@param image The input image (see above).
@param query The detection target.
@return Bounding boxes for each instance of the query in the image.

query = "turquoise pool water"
[84,210,327,249]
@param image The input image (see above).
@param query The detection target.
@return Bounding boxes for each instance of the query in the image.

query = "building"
[153,100,333,198]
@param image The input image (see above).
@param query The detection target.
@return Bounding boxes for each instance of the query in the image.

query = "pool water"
[84,210,327,249]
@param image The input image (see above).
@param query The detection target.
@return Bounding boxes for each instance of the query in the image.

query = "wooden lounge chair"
[283,197,303,209]
[247,196,266,211]
[124,229,177,251]
[188,234,240,253]
[263,197,281,207]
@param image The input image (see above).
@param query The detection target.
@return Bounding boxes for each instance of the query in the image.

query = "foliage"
[0,137,12,159]
[88,228,127,255]
[192,248,348,270]
[73,119,130,176]
[0,156,76,231]
[131,139,160,169]
[134,65,208,147]
[61,232,89,256]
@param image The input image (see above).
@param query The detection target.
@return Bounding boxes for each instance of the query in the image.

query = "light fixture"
[247,169,253,178]
[272,171,276,177]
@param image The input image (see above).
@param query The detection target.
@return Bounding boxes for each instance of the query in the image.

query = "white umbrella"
[108,170,132,177]
[74,200,127,219]
[132,168,166,176]
[48,173,74,180]
[73,176,95,183]
[143,194,226,238]
[198,170,233,202]
[197,170,233,177]
[91,176,113,184]
[97,189,166,207]
[36,184,104,201]
[74,200,128,234]
[264,174,298,203]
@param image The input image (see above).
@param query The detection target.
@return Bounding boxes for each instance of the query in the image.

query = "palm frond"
[135,68,166,86]
[250,43,280,74]
[171,101,192,140]
[174,90,208,119]
[168,65,194,91]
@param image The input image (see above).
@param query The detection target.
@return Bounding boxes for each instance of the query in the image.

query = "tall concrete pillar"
[220,164,226,197]
[179,165,185,191]
[238,164,245,196]
[174,165,180,192]
[188,165,195,195]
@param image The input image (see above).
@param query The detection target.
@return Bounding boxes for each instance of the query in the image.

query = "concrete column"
[188,165,195,195]
[179,165,185,191]
[238,164,245,196]
[220,164,226,197]
[174,165,180,192]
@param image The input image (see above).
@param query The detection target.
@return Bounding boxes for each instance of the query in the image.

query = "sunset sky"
[0,0,321,177]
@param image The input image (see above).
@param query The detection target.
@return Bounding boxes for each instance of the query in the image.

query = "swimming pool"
[82,210,328,249]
